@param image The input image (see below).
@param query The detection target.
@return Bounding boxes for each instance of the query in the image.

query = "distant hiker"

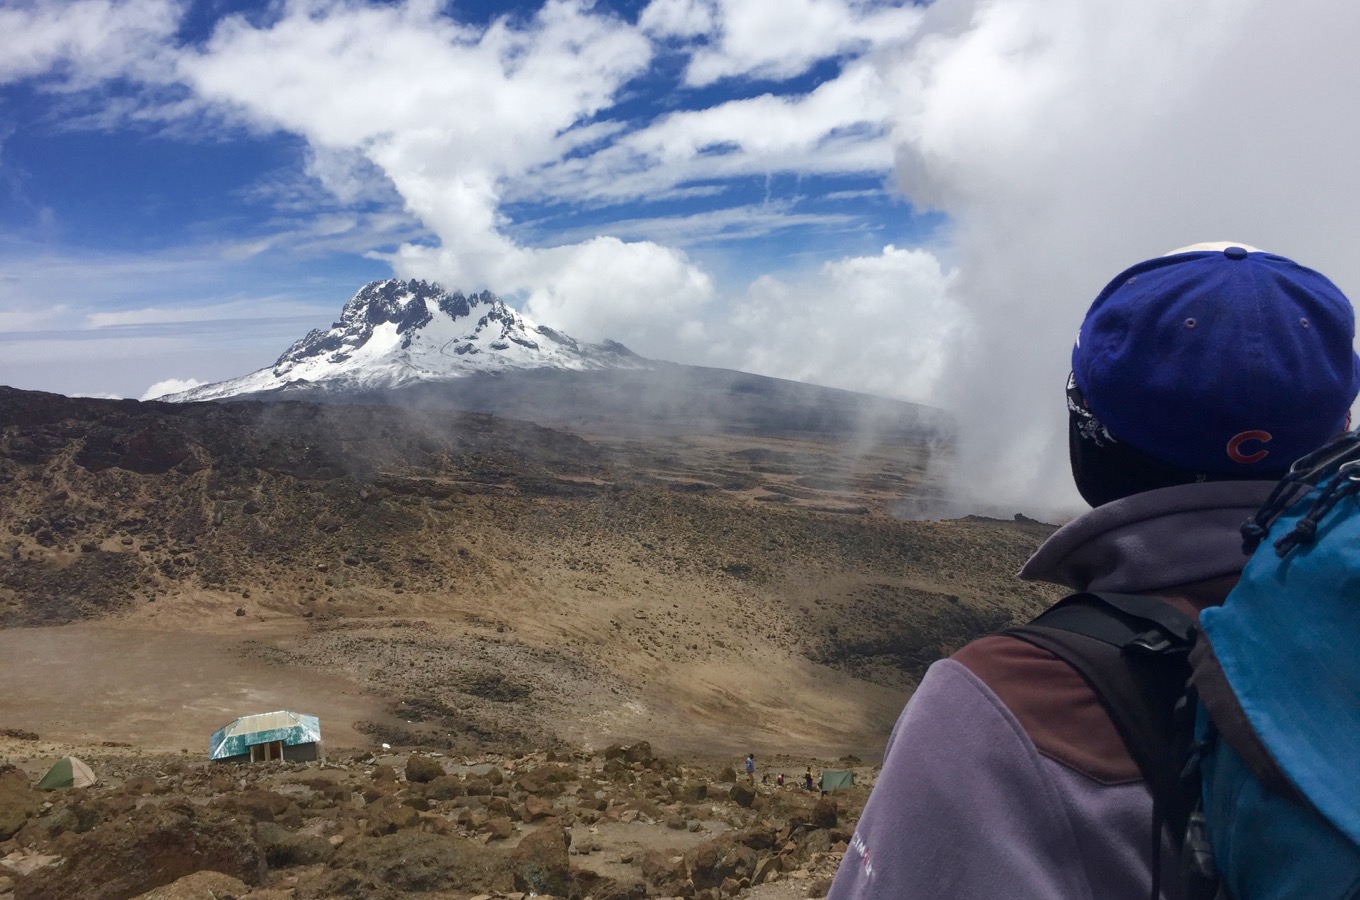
[776,772,785,787]
[804,767,814,791]
[745,753,755,781]
[830,244,1360,899]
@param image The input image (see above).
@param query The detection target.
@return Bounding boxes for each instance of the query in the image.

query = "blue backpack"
[1007,430,1360,900]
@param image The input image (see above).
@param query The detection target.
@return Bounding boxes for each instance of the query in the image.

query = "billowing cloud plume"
[870,0,1360,512]
[725,245,960,402]
[174,0,724,347]
[141,377,203,400]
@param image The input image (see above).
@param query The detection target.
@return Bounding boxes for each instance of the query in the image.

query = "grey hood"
[1019,481,1277,594]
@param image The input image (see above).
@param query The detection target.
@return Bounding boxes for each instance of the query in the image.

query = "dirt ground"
[0,619,392,754]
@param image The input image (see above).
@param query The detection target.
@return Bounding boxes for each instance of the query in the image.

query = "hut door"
[251,741,284,762]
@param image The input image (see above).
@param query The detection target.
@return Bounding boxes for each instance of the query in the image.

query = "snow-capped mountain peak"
[162,279,645,402]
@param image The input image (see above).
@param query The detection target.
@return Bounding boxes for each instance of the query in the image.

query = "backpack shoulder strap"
[1003,592,1198,835]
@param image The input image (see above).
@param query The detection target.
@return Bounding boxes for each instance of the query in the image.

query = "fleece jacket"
[828,480,1274,900]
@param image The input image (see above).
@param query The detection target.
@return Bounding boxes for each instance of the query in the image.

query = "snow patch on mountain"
[161,279,647,402]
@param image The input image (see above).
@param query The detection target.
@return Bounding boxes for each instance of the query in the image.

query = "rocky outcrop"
[14,800,266,900]
[0,766,39,841]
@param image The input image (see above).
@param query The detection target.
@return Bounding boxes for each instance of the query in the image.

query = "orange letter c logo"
[1227,430,1272,464]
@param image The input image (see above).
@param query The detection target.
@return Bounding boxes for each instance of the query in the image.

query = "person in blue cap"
[828,243,1360,900]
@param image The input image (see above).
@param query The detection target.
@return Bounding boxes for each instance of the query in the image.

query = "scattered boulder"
[684,836,756,890]
[522,794,557,822]
[368,799,421,835]
[256,821,335,867]
[675,780,708,802]
[404,754,445,784]
[604,741,654,765]
[0,742,865,900]
[811,796,839,829]
[752,854,782,885]
[639,850,685,893]
[729,782,756,808]
[510,823,574,898]
[421,774,464,800]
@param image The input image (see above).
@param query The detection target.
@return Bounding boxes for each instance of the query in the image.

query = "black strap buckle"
[1126,629,1191,656]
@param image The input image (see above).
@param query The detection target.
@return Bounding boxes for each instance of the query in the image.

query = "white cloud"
[718,244,961,402]
[875,0,1360,513]
[638,0,715,38]
[0,305,70,332]
[173,0,724,344]
[82,295,330,329]
[547,203,857,247]
[302,147,395,208]
[643,0,923,86]
[0,0,182,86]
[182,0,649,173]
[520,237,715,355]
[522,59,895,205]
[388,235,716,358]
[140,377,202,400]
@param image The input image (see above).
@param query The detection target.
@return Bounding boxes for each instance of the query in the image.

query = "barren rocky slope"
[0,385,1063,899]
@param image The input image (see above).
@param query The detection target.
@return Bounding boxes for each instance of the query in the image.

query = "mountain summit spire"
[161,279,644,402]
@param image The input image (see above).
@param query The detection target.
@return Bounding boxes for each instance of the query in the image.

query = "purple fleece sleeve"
[829,659,1094,900]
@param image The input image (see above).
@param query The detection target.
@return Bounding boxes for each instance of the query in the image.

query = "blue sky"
[4,0,1360,510]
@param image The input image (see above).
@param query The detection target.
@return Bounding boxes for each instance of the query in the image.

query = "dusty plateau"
[0,386,1062,898]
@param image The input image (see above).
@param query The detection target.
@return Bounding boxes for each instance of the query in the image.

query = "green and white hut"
[209,710,324,763]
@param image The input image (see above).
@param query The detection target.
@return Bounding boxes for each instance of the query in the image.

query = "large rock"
[685,837,757,890]
[522,794,558,822]
[404,755,445,784]
[0,765,41,841]
[421,774,465,800]
[367,799,421,835]
[255,821,335,867]
[752,855,782,885]
[729,782,756,808]
[811,797,839,829]
[15,800,265,900]
[510,823,574,898]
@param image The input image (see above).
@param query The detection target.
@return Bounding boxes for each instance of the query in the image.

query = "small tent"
[819,769,855,792]
[209,710,323,763]
[37,756,97,790]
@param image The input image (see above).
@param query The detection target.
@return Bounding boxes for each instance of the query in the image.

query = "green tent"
[37,756,97,791]
[819,769,855,792]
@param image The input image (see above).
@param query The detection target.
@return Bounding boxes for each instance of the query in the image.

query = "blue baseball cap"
[1072,243,1360,477]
